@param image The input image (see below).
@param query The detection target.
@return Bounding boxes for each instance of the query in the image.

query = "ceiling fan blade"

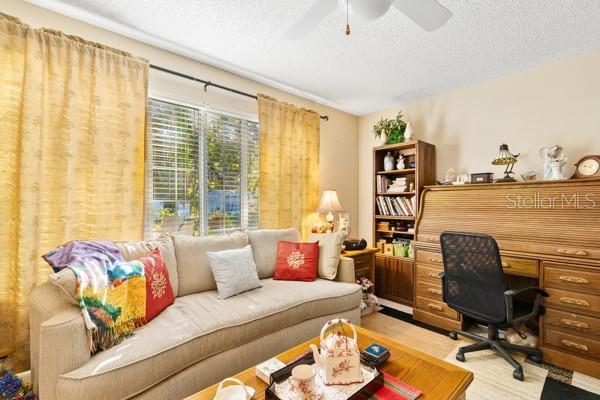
[393,0,452,31]
[285,0,338,39]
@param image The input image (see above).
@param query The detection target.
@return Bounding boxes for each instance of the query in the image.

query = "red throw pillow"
[139,248,174,322]
[274,241,319,281]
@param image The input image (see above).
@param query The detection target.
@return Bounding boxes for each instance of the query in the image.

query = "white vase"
[383,152,395,171]
[404,123,414,140]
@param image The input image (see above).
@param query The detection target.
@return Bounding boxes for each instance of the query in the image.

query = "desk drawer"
[416,264,442,283]
[416,250,443,266]
[545,287,600,314]
[545,328,600,359]
[352,254,373,269]
[416,280,443,301]
[417,233,440,244]
[501,257,538,278]
[544,263,600,294]
[416,296,458,320]
[545,308,600,336]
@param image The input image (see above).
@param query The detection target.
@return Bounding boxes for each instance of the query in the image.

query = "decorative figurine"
[444,168,458,183]
[404,122,414,140]
[520,170,537,181]
[396,154,406,170]
[539,145,567,180]
[383,152,395,171]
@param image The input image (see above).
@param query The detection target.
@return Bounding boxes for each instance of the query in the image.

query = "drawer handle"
[559,297,590,307]
[428,303,444,311]
[561,339,589,352]
[501,262,511,268]
[430,257,442,263]
[427,288,442,295]
[559,275,590,284]
[427,272,439,279]
[557,248,588,256]
[427,236,437,242]
[560,319,590,330]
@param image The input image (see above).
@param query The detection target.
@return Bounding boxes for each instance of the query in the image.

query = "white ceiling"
[27,0,600,115]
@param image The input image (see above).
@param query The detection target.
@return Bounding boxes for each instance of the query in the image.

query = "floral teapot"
[309,319,363,385]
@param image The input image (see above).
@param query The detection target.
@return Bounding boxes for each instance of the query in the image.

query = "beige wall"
[2,0,359,234]
[358,51,600,244]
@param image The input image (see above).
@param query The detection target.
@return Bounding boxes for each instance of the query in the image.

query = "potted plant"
[357,277,379,315]
[373,112,407,144]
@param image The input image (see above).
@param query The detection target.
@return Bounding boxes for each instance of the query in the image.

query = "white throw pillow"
[207,245,262,299]
[309,232,344,280]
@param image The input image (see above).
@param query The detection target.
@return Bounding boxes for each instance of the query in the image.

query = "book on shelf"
[376,195,417,216]
[377,175,414,194]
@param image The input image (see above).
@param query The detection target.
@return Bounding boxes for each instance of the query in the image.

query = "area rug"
[378,306,600,399]
[378,305,449,336]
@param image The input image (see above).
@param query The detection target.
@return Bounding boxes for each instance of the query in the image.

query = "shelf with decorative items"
[376,168,416,175]
[376,191,416,196]
[372,137,436,307]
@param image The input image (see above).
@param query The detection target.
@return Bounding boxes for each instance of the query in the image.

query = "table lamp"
[316,190,344,232]
[492,143,520,182]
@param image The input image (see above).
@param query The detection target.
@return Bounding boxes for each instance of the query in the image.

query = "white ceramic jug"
[214,377,255,400]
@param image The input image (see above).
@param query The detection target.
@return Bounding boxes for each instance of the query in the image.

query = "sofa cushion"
[48,268,78,305]
[274,241,319,282]
[207,245,261,299]
[309,232,344,280]
[174,231,249,296]
[56,279,361,400]
[247,228,300,278]
[116,235,179,296]
[139,248,175,322]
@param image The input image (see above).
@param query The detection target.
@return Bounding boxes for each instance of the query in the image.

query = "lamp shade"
[316,190,344,212]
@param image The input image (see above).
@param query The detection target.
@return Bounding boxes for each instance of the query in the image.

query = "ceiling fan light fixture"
[338,0,393,22]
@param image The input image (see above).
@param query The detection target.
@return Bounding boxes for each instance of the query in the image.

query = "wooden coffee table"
[185,325,472,400]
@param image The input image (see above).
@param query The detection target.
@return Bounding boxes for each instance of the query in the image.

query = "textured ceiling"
[26,0,600,115]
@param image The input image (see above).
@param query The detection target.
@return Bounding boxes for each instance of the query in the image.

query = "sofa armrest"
[335,256,356,283]
[29,281,90,400]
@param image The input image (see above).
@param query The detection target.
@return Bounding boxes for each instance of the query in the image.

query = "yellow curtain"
[257,94,320,239]
[0,13,148,372]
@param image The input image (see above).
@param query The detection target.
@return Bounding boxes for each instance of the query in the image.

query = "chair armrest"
[504,286,548,325]
[29,281,90,400]
[335,256,356,283]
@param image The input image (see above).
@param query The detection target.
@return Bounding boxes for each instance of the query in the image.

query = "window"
[146,98,259,237]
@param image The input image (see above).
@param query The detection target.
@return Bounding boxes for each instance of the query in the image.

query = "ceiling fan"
[286,0,452,38]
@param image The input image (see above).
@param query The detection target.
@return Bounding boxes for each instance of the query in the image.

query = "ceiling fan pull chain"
[345,0,351,35]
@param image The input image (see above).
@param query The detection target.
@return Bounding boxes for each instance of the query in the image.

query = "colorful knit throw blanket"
[43,240,146,352]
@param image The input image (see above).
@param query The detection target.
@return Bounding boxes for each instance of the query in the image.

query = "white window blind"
[146,98,259,237]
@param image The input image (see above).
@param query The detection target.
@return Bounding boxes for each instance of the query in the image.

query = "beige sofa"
[29,228,361,400]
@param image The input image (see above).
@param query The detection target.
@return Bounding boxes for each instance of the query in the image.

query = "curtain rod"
[150,64,329,121]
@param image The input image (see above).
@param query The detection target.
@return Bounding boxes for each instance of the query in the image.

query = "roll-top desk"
[413,179,600,377]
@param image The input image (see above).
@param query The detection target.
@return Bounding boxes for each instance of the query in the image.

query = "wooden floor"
[362,312,457,359]
[362,311,600,399]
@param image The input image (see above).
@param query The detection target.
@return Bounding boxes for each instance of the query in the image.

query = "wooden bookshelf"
[373,140,436,306]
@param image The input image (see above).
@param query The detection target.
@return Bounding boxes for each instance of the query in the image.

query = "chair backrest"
[440,232,507,323]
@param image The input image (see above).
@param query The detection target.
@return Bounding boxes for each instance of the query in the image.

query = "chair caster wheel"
[449,331,458,340]
[529,353,542,363]
[456,351,465,362]
[513,369,524,381]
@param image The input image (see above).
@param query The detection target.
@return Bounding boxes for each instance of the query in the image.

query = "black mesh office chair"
[439,231,548,381]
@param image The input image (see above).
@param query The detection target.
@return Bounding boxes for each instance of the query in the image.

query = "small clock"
[572,155,600,179]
